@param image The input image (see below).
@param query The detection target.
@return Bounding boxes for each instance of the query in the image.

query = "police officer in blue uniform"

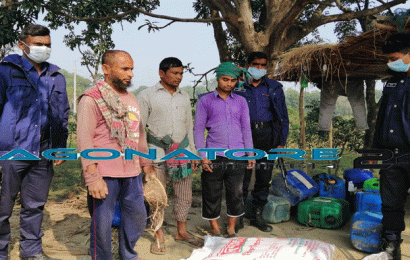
[0,25,69,260]
[370,33,410,260]
[233,52,289,232]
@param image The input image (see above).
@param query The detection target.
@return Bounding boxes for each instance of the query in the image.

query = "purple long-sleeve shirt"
[194,90,254,158]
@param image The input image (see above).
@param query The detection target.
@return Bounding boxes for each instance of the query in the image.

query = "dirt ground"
[7,191,410,260]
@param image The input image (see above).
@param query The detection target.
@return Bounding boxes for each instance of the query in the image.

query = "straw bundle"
[277,15,410,82]
[143,176,168,232]
[277,43,344,82]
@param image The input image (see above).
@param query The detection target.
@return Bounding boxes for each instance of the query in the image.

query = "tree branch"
[77,45,94,78]
[0,1,21,8]
[202,0,232,17]
[265,0,298,36]
[305,0,334,5]
[210,9,231,62]
[210,0,235,14]
[355,0,362,11]
[201,0,241,46]
[335,0,353,13]
[45,4,226,23]
[154,20,176,29]
[190,67,217,96]
[266,0,309,37]
[319,0,405,25]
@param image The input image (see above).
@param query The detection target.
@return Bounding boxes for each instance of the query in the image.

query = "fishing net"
[143,176,168,232]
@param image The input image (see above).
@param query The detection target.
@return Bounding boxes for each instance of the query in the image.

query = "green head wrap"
[215,62,242,79]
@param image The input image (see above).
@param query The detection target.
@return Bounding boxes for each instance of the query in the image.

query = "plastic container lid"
[363,178,380,190]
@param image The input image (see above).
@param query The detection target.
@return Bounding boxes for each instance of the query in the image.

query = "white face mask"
[22,41,51,63]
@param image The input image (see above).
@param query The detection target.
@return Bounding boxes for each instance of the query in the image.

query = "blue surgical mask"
[387,54,410,72]
[247,67,267,81]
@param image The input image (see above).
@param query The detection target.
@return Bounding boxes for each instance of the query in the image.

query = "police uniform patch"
[234,87,246,92]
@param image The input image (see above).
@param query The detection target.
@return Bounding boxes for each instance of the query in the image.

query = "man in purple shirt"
[194,62,255,237]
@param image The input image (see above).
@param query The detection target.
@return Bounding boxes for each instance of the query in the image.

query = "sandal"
[150,240,166,255]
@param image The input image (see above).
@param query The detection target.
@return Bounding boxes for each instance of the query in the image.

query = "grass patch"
[50,159,83,200]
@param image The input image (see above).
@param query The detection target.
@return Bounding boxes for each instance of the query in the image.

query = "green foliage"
[284,89,320,108]
[332,115,364,150]
[67,112,77,148]
[0,1,39,47]
[287,98,364,150]
[191,169,202,192]
[304,100,328,148]
[59,69,92,108]
[1,0,161,80]
[2,0,160,46]
[335,20,359,42]
[334,96,352,117]
[63,22,114,80]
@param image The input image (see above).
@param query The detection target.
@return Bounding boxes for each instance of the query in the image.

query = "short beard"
[112,78,132,91]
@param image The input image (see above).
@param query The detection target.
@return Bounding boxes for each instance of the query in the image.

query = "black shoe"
[380,238,402,260]
[21,253,60,260]
[373,231,403,260]
[235,216,244,233]
[250,206,272,232]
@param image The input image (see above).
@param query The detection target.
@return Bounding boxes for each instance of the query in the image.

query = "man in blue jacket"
[233,52,289,232]
[0,24,69,260]
[368,33,410,260]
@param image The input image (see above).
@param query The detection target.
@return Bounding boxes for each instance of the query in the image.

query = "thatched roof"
[277,16,410,83]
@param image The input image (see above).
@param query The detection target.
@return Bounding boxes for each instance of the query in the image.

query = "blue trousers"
[0,157,53,259]
[87,175,146,260]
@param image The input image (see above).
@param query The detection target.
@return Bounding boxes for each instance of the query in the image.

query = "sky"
[19,0,409,92]
[35,1,223,91]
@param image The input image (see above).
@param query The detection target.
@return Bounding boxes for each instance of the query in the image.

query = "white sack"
[183,236,335,260]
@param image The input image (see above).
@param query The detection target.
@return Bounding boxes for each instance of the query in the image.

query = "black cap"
[382,33,410,54]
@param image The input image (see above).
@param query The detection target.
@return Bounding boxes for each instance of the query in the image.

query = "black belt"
[378,147,410,156]
[251,121,272,130]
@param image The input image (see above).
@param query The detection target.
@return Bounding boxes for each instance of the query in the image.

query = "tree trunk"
[364,79,379,148]
[299,85,306,150]
[210,10,231,62]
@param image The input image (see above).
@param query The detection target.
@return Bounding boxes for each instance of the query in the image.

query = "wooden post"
[73,61,77,114]
[329,122,333,148]
[299,85,306,150]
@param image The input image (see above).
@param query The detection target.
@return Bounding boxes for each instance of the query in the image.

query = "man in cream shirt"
[137,57,202,255]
